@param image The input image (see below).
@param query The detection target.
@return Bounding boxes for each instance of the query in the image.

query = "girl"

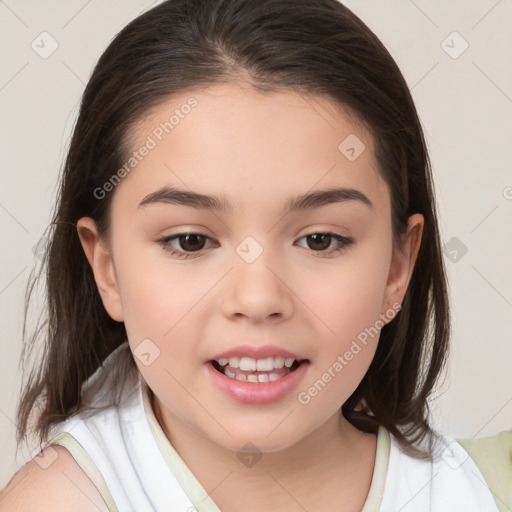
[1,0,510,511]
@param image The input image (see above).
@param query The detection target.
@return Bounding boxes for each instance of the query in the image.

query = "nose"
[221,250,294,324]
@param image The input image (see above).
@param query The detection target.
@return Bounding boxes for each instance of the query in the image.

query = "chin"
[195,417,311,454]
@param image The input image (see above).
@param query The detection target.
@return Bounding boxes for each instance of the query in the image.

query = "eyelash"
[156,231,355,259]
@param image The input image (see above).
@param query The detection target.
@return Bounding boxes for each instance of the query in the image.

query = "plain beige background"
[1,0,511,487]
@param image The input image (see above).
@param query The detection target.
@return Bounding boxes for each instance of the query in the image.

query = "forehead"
[114,81,387,215]
[130,81,372,154]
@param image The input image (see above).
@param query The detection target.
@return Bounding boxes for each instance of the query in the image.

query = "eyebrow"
[137,185,373,213]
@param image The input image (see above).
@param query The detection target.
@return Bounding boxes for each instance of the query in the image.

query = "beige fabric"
[458,430,512,512]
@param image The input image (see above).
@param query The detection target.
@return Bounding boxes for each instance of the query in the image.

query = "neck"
[148,387,377,511]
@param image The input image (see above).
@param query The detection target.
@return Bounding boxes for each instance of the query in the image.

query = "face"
[78,81,422,453]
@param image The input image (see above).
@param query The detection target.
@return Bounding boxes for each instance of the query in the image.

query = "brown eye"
[296,232,354,256]
[305,233,332,251]
[157,232,214,259]
[175,233,207,252]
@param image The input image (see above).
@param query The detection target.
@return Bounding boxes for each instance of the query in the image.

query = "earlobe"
[76,217,124,322]
[382,213,424,318]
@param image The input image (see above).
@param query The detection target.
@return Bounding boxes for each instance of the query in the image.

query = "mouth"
[210,356,306,383]
[206,345,310,404]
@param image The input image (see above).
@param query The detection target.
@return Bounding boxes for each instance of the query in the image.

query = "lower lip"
[205,360,309,404]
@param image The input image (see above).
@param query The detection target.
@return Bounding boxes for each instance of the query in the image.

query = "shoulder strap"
[457,430,512,512]
[50,432,118,512]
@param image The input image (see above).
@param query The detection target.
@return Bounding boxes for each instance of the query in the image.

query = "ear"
[381,213,424,321]
[76,217,124,322]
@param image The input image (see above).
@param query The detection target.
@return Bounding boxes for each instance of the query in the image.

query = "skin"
[0,446,110,512]
[77,81,423,511]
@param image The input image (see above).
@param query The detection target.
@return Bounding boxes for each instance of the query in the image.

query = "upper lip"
[209,344,307,362]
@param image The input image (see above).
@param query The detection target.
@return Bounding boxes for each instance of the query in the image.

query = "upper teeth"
[217,356,296,371]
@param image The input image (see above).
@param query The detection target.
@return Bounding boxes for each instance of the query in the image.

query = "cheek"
[292,232,392,410]
[114,234,209,336]
[118,257,207,405]
[298,234,392,346]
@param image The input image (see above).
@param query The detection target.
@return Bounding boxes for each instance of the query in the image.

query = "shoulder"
[0,445,109,512]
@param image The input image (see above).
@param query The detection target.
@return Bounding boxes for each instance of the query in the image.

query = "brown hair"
[17,0,450,459]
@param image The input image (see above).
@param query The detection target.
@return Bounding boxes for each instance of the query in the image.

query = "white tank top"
[47,342,500,512]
